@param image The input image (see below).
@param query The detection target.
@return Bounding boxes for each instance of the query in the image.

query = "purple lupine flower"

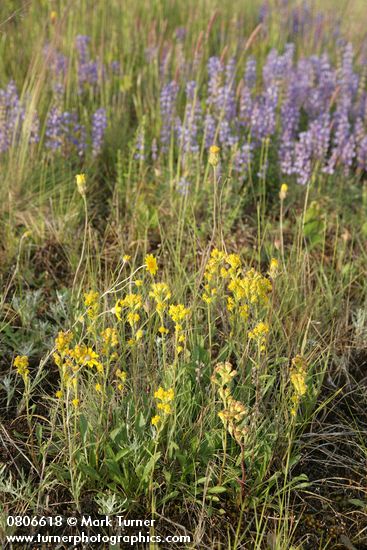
[293,130,313,185]
[223,57,237,121]
[233,143,253,174]
[76,35,91,64]
[45,107,63,151]
[239,84,252,127]
[244,57,257,89]
[134,127,145,161]
[76,35,103,89]
[91,108,107,157]
[160,81,179,150]
[0,81,24,152]
[204,113,216,149]
[219,119,238,149]
[207,57,223,111]
[176,177,190,195]
[251,85,278,140]
[176,81,201,157]
[309,114,330,160]
[263,45,294,87]
[151,138,158,161]
[73,121,87,157]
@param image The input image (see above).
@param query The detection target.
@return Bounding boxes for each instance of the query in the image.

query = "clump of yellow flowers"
[151,386,174,427]
[202,248,273,352]
[53,330,105,407]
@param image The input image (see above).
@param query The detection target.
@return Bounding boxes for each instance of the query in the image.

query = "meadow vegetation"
[1,0,367,548]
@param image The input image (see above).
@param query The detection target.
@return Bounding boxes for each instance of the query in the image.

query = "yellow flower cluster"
[203,249,272,308]
[84,290,100,320]
[53,330,106,406]
[168,304,190,327]
[113,292,144,345]
[202,250,273,350]
[290,355,308,416]
[151,386,174,426]
[168,303,190,353]
[116,368,127,391]
[149,282,171,314]
[212,362,248,444]
[227,268,272,306]
[13,355,29,379]
[101,327,119,349]
[248,321,269,351]
[55,331,73,354]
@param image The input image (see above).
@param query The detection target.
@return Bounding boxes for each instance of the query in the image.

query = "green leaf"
[78,462,101,481]
[207,486,227,494]
[140,452,161,482]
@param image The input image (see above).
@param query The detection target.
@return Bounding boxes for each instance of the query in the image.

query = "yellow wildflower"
[112,300,122,320]
[13,355,29,378]
[290,372,307,396]
[248,321,269,351]
[55,390,63,399]
[149,282,171,312]
[121,293,142,310]
[84,290,99,319]
[158,325,169,335]
[123,254,131,262]
[145,254,158,276]
[151,415,161,426]
[101,327,118,348]
[71,344,100,368]
[127,311,140,326]
[72,398,79,408]
[95,383,102,393]
[154,387,174,403]
[55,331,73,353]
[168,304,190,324]
[290,355,308,397]
[208,145,220,166]
[226,253,241,271]
[75,173,86,196]
[157,403,172,414]
[279,183,288,200]
[268,258,279,279]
